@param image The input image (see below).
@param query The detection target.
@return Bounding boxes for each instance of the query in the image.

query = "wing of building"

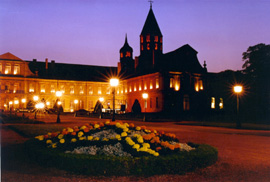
[1,5,212,118]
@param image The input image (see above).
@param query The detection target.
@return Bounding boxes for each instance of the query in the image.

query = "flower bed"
[24,121,218,176]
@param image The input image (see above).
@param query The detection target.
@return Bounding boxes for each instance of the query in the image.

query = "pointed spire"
[149,0,153,9]
[141,5,162,36]
[120,34,133,53]
[125,33,128,44]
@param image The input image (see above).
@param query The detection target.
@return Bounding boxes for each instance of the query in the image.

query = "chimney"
[45,58,48,70]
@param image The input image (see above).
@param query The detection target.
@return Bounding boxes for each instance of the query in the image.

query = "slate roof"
[140,8,162,36]
[162,44,204,73]
[27,61,117,82]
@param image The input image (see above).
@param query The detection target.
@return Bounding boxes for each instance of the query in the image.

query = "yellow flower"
[115,135,121,139]
[71,138,77,143]
[154,152,159,157]
[87,136,93,140]
[79,137,86,140]
[67,128,74,133]
[80,126,87,130]
[94,124,100,129]
[143,143,150,148]
[35,135,44,141]
[135,126,141,131]
[133,144,140,149]
[52,143,57,148]
[123,128,129,132]
[102,138,109,141]
[121,132,127,137]
[94,137,99,141]
[58,134,64,139]
[60,139,65,143]
[137,136,144,143]
[47,132,52,136]
[116,122,122,128]
[105,121,110,125]
[124,123,129,127]
[46,139,52,144]
[77,131,84,138]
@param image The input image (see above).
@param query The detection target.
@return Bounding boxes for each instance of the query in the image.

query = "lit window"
[106,87,110,94]
[194,78,199,92]
[174,75,180,91]
[70,86,74,94]
[79,86,84,94]
[61,85,65,93]
[141,45,144,51]
[219,98,224,109]
[5,64,11,74]
[98,87,101,94]
[126,51,131,57]
[156,78,159,89]
[160,37,162,43]
[199,80,203,90]
[211,97,215,109]
[170,78,174,88]
[13,83,18,93]
[51,85,55,93]
[144,82,147,90]
[14,64,20,75]
[134,83,137,91]
[29,83,34,93]
[89,87,93,95]
[0,63,2,73]
[129,85,132,92]
[147,44,150,50]
[146,35,150,42]
[155,43,158,50]
[40,84,45,93]
[120,53,123,58]
[140,36,143,43]
[150,80,153,89]
[154,36,158,42]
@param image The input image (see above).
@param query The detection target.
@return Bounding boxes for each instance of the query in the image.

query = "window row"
[211,97,224,109]
[170,76,203,92]
[125,78,159,93]
[0,63,20,75]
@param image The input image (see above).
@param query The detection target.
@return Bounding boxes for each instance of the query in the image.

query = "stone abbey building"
[0,6,210,116]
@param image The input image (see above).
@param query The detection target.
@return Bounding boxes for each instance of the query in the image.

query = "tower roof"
[140,7,162,36]
[120,35,133,52]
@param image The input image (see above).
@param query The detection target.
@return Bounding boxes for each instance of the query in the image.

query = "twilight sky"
[1,0,270,73]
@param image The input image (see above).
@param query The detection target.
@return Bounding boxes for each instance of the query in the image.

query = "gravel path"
[1,119,270,182]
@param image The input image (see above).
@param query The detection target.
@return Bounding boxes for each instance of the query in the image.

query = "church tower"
[139,5,163,72]
[119,35,134,74]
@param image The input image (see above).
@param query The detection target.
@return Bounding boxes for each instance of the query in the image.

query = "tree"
[242,43,270,121]
[242,43,270,81]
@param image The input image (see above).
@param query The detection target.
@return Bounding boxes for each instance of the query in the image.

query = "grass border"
[24,139,218,176]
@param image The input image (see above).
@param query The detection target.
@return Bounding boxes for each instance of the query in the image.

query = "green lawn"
[8,124,65,137]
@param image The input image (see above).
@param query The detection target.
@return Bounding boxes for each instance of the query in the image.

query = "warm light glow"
[22,98,26,103]
[29,89,34,92]
[70,109,74,112]
[33,96,39,101]
[99,97,104,102]
[211,97,215,109]
[110,78,119,87]
[5,70,8,74]
[175,84,179,91]
[14,100,19,104]
[35,102,45,109]
[142,93,149,99]
[4,104,7,107]
[56,91,62,97]
[74,99,78,104]
[14,71,17,74]
[57,101,61,105]
[195,84,199,92]
[9,101,13,105]
[98,90,102,94]
[234,85,243,93]
[41,89,45,93]
[46,101,50,106]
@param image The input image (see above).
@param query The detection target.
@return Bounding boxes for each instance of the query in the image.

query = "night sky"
[1,0,269,73]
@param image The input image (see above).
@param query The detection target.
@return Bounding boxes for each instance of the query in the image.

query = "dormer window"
[5,64,11,74]
[14,64,20,75]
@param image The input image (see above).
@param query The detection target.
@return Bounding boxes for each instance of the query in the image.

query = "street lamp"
[56,91,62,123]
[21,98,26,118]
[74,99,78,111]
[142,93,148,122]
[110,78,119,121]
[35,102,45,119]
[234,85,243,129]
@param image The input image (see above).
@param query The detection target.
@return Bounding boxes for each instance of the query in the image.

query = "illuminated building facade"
[0,6,208,115]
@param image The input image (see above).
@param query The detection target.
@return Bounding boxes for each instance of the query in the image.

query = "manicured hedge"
[24,139,218,176]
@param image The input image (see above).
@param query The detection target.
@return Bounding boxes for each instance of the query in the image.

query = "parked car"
[74,109,90,117]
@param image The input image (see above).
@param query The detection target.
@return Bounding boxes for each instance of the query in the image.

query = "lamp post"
[142,93,148,122]
[14,100,19,116]
[21,98,26,118]
[99,97,104,119]
[74,99,78,111]
[234,85,243,129]
[35,102,45,119]
[56,91,62,123]
[9,101,13,116]
[110,78,119,121]
[33,96,39,119]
